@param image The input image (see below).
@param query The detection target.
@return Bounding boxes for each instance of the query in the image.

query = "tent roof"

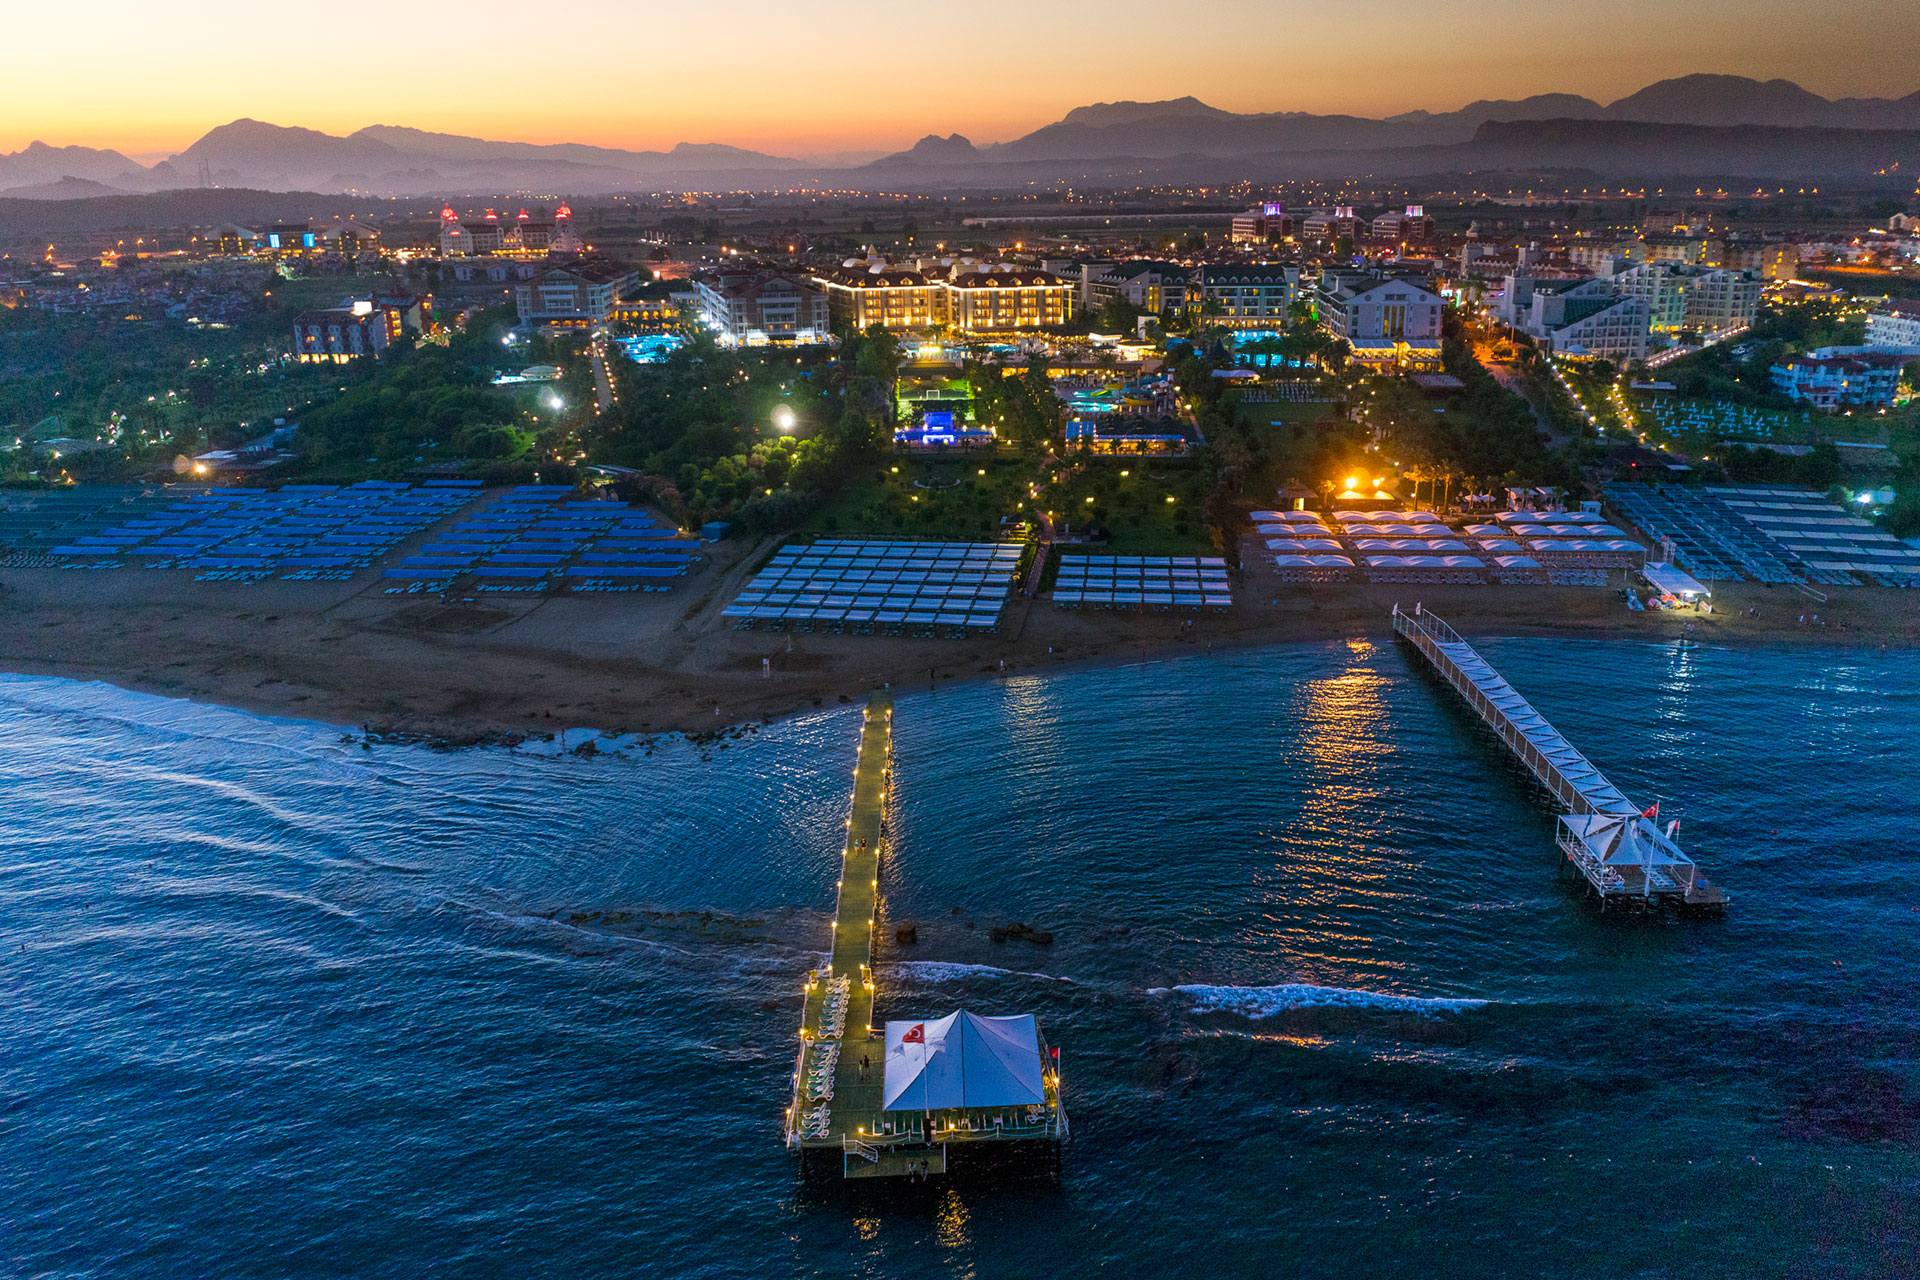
[1561,812,1693,868]
[882,1011,1046,1112]
[1641,561,1710,599]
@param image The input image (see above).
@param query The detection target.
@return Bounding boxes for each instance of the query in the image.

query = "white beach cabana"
[882,1012,1048,1112]
[1640,561,1710,601]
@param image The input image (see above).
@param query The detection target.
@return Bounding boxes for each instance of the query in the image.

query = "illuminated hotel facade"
[438,204,583,258]
[814,266,1075,335]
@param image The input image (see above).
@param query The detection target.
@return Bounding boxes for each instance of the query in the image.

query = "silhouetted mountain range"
[5,75,1919,199]
[873,75,1920,165]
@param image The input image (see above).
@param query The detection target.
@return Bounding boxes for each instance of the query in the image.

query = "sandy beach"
[2,542,1915,741]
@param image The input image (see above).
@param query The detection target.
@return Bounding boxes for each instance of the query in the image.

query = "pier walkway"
[1393,604,1727,909]
[787,689,1068,1177]
[788,690,892,1166]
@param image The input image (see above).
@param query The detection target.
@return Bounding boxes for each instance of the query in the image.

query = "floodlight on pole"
[772,404,797,432]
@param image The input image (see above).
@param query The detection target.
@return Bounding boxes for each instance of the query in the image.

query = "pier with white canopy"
[1393,603,1728,909]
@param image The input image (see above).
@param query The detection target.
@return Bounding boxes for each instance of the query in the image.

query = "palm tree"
[1402,462,1431,508]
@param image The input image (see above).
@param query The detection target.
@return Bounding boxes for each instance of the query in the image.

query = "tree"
[1094,296,1141,335]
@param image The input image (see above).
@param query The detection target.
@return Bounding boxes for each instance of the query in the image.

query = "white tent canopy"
[1560,811,1694,869]
[882,1011,1047,1112]
[1640,561,1710,600]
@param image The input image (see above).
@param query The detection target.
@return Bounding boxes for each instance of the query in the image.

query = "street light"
[772,404,797,432]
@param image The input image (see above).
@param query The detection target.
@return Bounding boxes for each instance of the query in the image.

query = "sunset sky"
[9,0,1919,159]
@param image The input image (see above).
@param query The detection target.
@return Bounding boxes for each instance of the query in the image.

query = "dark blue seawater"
[3,640,1917,1278]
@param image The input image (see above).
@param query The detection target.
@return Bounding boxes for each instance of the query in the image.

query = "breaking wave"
[1155,983,1488,1017]
[879,960,1074,984]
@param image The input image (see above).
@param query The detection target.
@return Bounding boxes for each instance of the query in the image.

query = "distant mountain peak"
[1059,97,1233,129]
[870,133,980,166]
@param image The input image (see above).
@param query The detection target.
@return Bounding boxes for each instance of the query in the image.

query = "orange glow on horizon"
[3,1,1917,157]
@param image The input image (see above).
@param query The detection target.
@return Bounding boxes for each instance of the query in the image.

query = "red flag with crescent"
[901,1024,924,1045]
[1642,801,1660,820]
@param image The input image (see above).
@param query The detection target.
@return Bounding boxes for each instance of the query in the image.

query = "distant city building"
[1770,347,1908,408]
[264,223,317,254]
[1864,298,1920,351]
[692,269,831,345]
[1231,203,1295,245]
[209,224,259,256]
[513,257,641,328]
[1720,239,1800,281]
[439,203,582,257]
[1641,233,1724,266]
[292,304,391,362]
[320,221,379,256]
[1370,205,1434,243]
[1301,206,1361,242]
[1189,264,1297,330]
[1084,261,1188,316]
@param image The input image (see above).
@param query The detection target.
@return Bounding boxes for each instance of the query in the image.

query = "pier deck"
[1393,604,1727,909]
[788,690,891,1156]
[787,689,1068,1176]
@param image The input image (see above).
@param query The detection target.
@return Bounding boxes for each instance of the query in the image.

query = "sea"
[2,638,1916,1279]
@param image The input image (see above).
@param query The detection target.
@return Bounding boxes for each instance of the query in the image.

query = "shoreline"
[3,557,1914,743]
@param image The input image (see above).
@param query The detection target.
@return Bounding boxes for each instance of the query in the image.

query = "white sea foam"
[880,960,1073,984]
[1155,983,1487,1017]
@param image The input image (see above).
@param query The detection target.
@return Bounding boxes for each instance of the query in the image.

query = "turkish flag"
[901,1024,924,1045]
[1642,801,1660,820]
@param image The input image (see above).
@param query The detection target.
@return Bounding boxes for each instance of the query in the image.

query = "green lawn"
[1042,460,1216,554]
[1234,399,1331,431]
[799,454,1034,541]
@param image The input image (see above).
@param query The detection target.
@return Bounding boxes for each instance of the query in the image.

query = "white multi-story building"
[513,258,641,328]
[1190,264,1297,330]
[1499,275,1650,361]
[1681,268,1761,333]
[1590,261,1760,336]
[1864,298,1920,351]
[692,269,831,346]
[1770,347,1908,408]
[1313,270,1443,342]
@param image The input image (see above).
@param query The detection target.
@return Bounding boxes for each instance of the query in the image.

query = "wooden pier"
[786,689,1068,1178]
[1393,604,1728,909]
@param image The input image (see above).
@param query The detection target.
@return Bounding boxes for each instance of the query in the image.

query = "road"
[589,341,614,413]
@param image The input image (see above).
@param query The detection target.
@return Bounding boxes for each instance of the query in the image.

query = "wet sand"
[2,544,1914,741]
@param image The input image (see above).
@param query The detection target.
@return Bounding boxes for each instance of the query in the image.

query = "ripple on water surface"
[2,644,1917,1278]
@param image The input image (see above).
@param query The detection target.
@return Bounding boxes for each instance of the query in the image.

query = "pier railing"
[1396,603,1726,910]
[1393,603,1630,817]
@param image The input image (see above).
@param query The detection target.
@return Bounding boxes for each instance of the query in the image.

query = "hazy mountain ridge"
[8,74,1920,197]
